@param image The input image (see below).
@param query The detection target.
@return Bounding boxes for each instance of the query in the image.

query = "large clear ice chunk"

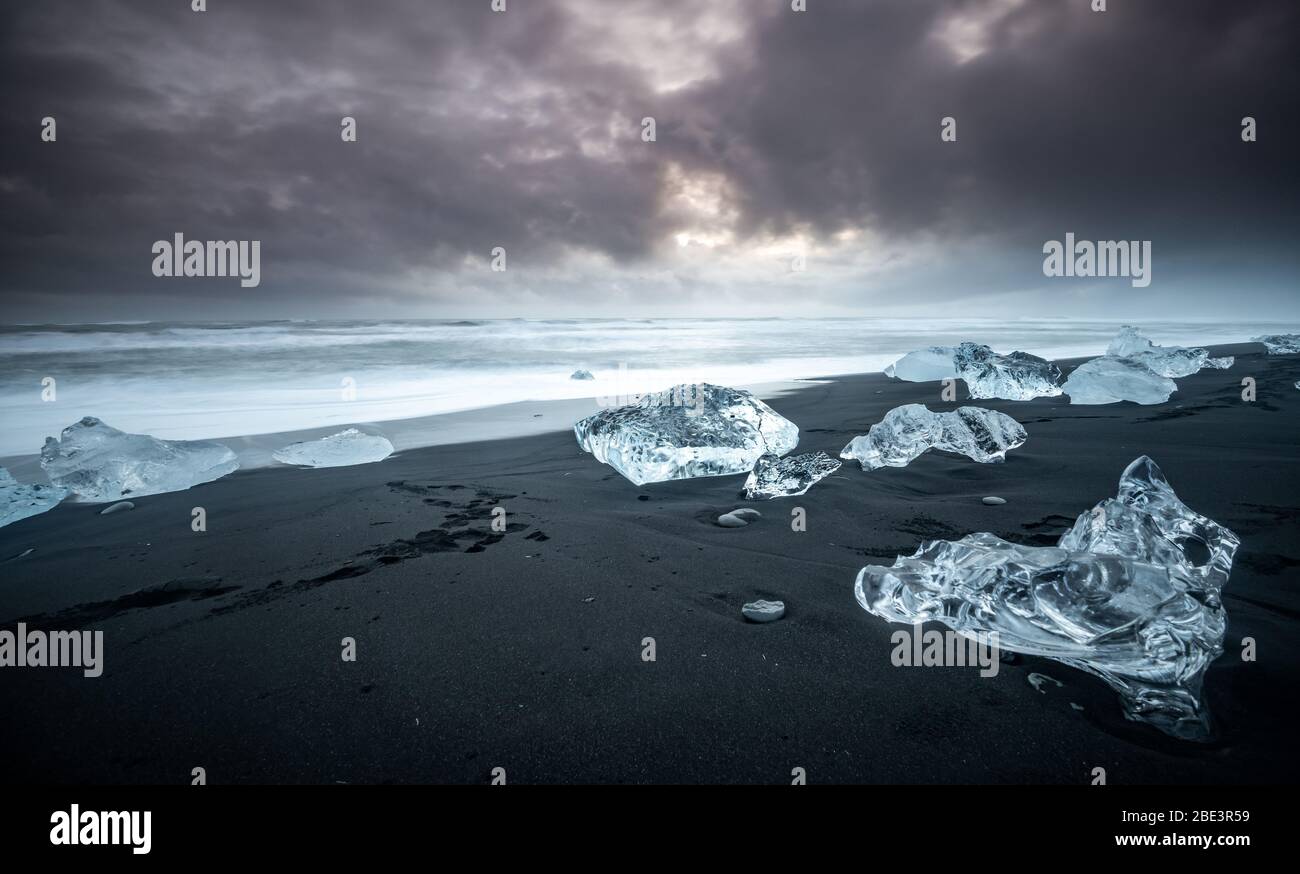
[40,416,239,502]
[883,343,1063,399]
[743,451,841,499]
[1253,333,1300,355]
[953,343,1063,400]
[854,456,1238,740]
[1106,326,1223,377]
[574,383,798,486]
[882,347,958,382]
[0,467,67,529]
[1063,356,1176,405]
[273,428,394,468]
[840,404,1027,470]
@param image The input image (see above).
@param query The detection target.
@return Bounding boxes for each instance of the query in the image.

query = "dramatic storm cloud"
[1,0,1297,321]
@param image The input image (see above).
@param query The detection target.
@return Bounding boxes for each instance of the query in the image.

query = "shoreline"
[0,338,1277,482]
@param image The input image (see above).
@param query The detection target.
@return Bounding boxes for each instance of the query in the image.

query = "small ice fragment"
[742,600,785,622]
[1028,673,1062,694]
[1253,334,1300,355]
[743,451,841,499]
[716,513,749,528]
[840,404,1026,470]
[41,417,238,503]
[272,429,394,468]
[570,369,595,380]
[99,501,135,515]
[0,468,67,529]
[854,455,1239,740]
[982,496,1007,505]
[1070,702,1085,711]
[730,508,762,521]
[574,383,799,486]
[1062,356,1176,405]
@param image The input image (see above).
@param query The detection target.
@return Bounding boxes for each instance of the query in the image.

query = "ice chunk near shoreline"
[1106,326,1226,377]
[840,405,1026,470]
[1063,356,1177,405]
[882,343,1063,399]
[570,369,595,380]
[953,343,1064,400]
[854,456,1239,740]
[0,468,67,528]
[743,451,841,499]
[1253,333,1300,355]
[272,428,394,468]
[40,417,238,502]
[882,346,958,382]
[574,383,798,486]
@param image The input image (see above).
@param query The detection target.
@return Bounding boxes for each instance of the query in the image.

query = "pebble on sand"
[982,496,1007,505]
[99,501,135,515]
[742,599,785,623]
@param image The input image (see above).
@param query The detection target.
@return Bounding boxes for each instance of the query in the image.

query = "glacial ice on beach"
[40,417,238,502]
[953,343,1063,400]
[840,404,1027,470]
[0,468,67,529]
[272,428,394,468]
[1105,327,1229,377]
[1253,333,1300,355]
[883,343,1063,400]
[854,456,1239,740]
[573,383,798,486]
[882,347,958,382]
[1062,356,1177,405]
[570,369,595,380]
[743,451,841,499]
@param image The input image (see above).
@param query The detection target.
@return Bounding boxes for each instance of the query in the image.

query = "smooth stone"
[982,496,1007,505]
[742,599,785,622]
[99,501,135,515]
[716,513,748,528]
[729,508,762,521]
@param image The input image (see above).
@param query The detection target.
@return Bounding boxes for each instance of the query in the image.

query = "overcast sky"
[2,0,1297,323]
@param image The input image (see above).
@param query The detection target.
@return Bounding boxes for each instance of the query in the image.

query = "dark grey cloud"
[1,0,1297,321]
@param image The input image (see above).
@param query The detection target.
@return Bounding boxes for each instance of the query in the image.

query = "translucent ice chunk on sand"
[574,383,798,486]
[0,467,67,528]
[40,417,238,502]
[1105,326,1223,378]
[855,456,1238,740]
[882,346,958,382]
[883,343,1062,399]
[1063,356,1177,405]
[1253,333,1300,354]
[272,428,394,468]
[953,342,1063,400]
[840,404,1027,470]
[743,451,841,499]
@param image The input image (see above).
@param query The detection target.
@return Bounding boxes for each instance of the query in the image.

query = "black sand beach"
[2,343,1298,785]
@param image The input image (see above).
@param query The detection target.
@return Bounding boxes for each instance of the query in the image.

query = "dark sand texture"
[1,343,1298,784]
